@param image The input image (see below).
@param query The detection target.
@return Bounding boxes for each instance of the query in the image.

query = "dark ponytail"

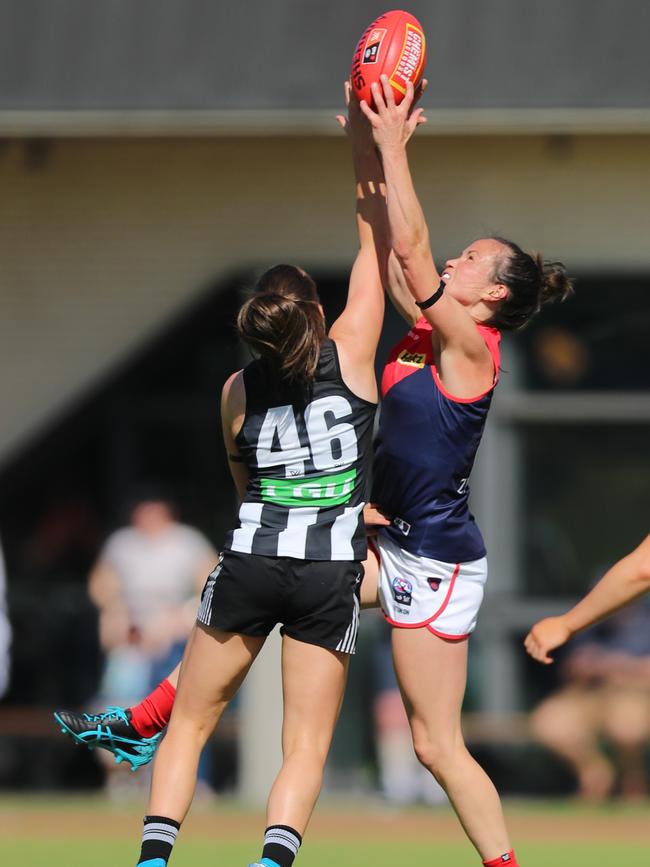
[488,238,574,332]
[237,264,325,382]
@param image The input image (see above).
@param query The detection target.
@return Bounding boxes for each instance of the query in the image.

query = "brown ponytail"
[237,264,325,382]
[488,238,574,332]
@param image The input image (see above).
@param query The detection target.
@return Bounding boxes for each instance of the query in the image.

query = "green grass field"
[2,795,648,867]
[5,839,650,867]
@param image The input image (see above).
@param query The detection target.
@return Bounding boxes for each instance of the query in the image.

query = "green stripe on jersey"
[261,468,357,507]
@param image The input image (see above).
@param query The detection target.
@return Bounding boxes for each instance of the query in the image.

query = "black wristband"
[415,281,445,310]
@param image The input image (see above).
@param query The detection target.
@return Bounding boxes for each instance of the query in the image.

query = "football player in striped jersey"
[128,88,396,867]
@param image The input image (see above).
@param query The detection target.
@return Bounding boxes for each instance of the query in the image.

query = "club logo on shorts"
[391,576,413,606]
[427,577,441,592]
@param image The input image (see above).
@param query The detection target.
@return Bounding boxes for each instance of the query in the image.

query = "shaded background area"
[0,0,649,802]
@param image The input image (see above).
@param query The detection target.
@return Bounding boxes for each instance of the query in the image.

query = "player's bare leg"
[135,624,264,865]
[392,628,518,865]
[147,624,263,820]
[264,636,349,834]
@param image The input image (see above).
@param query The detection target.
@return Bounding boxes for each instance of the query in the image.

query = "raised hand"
[336,80,376,155]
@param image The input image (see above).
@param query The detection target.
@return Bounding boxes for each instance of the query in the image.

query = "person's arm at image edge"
[525,534,650,664]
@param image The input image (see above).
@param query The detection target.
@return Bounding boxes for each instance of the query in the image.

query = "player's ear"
[486,283,509,302]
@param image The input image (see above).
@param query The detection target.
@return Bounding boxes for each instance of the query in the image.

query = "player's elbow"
[392,226,430,264]
[393,231,431,271]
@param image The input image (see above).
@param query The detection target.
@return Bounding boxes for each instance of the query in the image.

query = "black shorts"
[197,550,363,655]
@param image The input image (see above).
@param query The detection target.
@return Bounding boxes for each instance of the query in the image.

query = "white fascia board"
[2,108,650,137]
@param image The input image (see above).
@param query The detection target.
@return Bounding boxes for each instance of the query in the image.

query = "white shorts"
[376,534,488,640]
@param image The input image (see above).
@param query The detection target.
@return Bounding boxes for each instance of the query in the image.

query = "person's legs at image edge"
[248,636,349,867]
[392,628,520,866]
[135,624,264,866]
[249,556,365,867]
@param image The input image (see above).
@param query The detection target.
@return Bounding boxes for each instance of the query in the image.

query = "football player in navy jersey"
[359,76,572,867]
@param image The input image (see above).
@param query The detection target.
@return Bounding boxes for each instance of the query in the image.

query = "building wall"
[2,132,649,463]
[2,0,649,110]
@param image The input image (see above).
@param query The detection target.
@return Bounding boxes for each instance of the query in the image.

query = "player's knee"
[167,704,220,745]
[283,735,331,765]
[412,733,459,777]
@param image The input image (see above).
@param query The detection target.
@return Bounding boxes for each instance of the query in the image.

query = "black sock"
[261,824,303,867]
[136,815,180,865]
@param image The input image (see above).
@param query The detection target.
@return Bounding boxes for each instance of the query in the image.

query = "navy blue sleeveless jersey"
[371,317,501,563]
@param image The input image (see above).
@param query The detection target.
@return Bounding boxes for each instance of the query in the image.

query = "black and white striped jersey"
[223,339,376,561]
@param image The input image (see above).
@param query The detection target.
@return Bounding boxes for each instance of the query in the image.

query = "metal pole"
[238,627,283,805]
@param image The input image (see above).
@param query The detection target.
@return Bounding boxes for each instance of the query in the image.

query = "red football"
[350,10,427,107]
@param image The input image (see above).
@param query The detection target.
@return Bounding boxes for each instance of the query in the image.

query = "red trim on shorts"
[383,562,461,629]
[426,625,471,640]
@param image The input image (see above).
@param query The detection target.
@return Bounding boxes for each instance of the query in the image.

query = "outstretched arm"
[385,249,422,326]
[381,80,430,327]
[329,83,389,400]
[524,534,650,664]
[334,81,428,331]
[361,77,494,394]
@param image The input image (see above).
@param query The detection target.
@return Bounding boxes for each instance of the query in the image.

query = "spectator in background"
[528,593,650,800]
[89,487,217,685]
[0,536,11,699]
[80,487,218,788]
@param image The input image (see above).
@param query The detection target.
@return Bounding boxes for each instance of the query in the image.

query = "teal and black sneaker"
[53,706,161,771]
